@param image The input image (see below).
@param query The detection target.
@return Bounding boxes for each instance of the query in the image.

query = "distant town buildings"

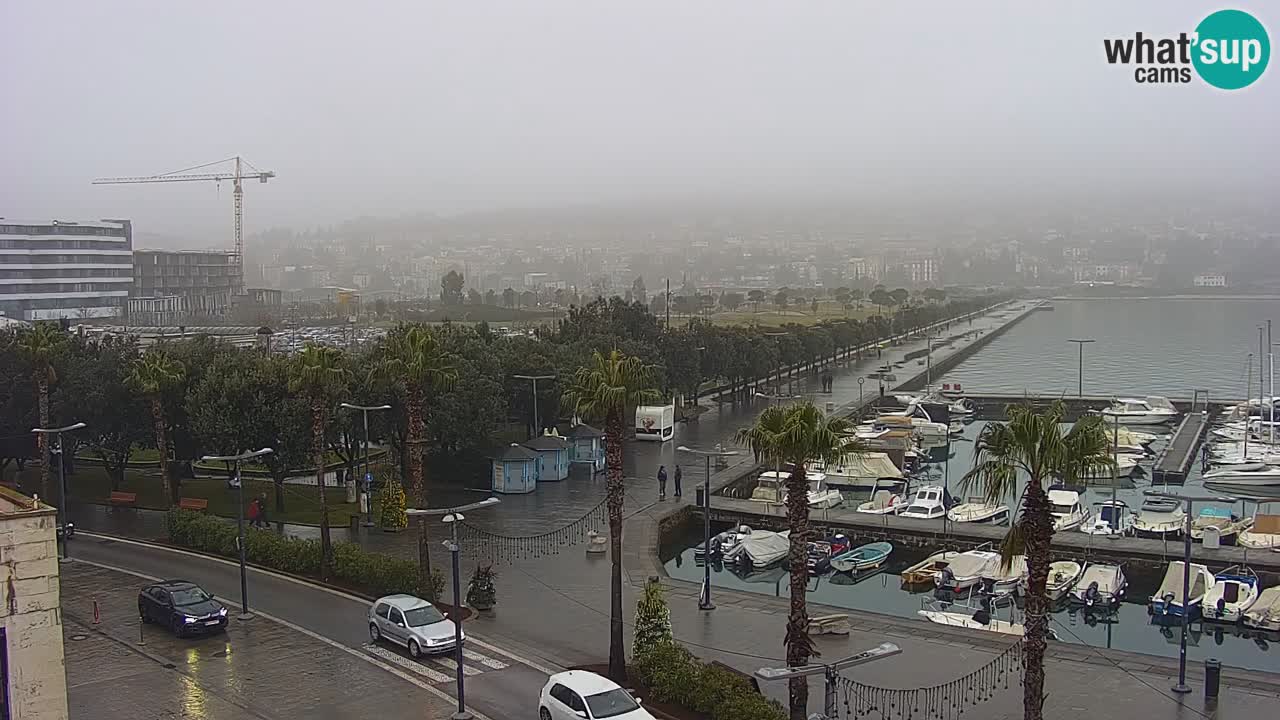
[0,219,133,321]
[1193,273,1227,287]
[131,249,242,320]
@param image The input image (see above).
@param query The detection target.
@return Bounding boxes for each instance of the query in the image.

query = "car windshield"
[170,587,212,606]
[403,605,445,627]
[584,688,640,718]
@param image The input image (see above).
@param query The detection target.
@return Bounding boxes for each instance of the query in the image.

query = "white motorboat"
[1115,427,1158,451]
[934,549,1001,592]
[724,530,790,569]
[1069,563,1127,609]
[1190,507,1254,543]
[751,472,785,503]
[898,485,949,520]
[1049,489,1090,531]
[1238,513,1280,549]
[1149,561,1216,620]
[695,524,753,559]
[856,489,905,515]
[901,550,960,587]
[752,470,841,507]
[1099,396,1179,425]
[981,555,1027,597]
[805,473,844,509]
[1202,566,1259,623]
[917,608,1030,637]
[1080,500,1135,537]
[1202,463,1280,488]
[1244,586,1280,631]
[947,497,1010,525]
[1133,498,1186,538]
[821,452,906,490]
[1042,560,1085,602]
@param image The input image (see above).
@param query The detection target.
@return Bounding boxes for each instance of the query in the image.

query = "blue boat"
[1148,560,1216,620]
[830,541,893,574]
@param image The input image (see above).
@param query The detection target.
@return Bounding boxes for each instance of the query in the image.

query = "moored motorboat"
[1042,560,1084,602]
[695,524,752,559]
[1099,396,1179,425]
[901,550,960,588]
[1202,463,1280,489]
[830,541,893,573]
[898,485,949,520]
[1069,563,1127,609]
[981,555,1027,598]
[934,549,1001,593]
[1202,566,1259,623]
[1190,507,1253,544]
[724,530,790,569]
[856,489,905,515]
[1049,489,1090,531]
[1080,500,1135,537]
[1149,561,1216,620]
[947,497,1010,525]
[1244,586,1280,631]
[1133,498,1186,538]
[1238,513,1280,549]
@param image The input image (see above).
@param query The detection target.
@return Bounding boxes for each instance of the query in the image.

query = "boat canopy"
[831,452,902,479]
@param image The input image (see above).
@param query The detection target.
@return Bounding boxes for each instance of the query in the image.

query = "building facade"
[1193,273,1227,287]
[131,249,242,320]
[0,487,69,720]
[0,219,133,321]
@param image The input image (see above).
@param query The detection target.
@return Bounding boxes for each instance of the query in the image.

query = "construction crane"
[93,156,275,295]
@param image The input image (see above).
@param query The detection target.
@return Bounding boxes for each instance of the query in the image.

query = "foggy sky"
[2,2,1276,243]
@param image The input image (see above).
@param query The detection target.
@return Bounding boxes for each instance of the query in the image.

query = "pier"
[1152,401,1213,485]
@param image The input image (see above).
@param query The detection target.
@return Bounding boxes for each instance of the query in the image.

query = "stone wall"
[1,489,68,720]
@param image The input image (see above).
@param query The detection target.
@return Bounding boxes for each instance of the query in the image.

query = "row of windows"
[0,254,130,264]
[0,238,128,250]
[0,224,125,236]
[0,269,131,279]
[0,296,123,311]
[0,282,130,294]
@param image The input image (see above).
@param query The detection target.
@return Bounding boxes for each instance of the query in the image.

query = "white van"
[635,404,675,442]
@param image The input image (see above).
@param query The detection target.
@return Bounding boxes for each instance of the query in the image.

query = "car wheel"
[369,623,381,643]
[408,639,421,659]
[539,707,552,720]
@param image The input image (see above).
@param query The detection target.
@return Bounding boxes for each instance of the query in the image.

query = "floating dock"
[1151,411,1212,486]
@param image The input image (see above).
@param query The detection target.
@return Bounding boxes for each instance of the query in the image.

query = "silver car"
[368,594,464,658]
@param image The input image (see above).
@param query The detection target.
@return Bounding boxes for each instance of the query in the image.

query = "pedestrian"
[657,465,667,500]
[256,493,269,528]
[247,497,261,529]
[673,465,682,498]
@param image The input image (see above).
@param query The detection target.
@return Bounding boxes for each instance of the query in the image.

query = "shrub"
[466,565,497,608]
[630,639,785,720]
[633,578,673,659]
[378,473,408,530]
[166,510,443,601]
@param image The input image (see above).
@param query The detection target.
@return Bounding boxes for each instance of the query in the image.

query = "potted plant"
[466,564,497,613]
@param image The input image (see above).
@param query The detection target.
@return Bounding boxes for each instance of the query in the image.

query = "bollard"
[1204,658,1221,700]
[92,596,100,624]
[696,487,706,509]
[350,514,360,532]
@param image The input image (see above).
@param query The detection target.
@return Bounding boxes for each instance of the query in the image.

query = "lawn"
[4,464,370,526]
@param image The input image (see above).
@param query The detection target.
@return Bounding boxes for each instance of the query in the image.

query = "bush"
[466,565,496,608]
[378,473,408,531]
[166,510,443,601]
[631,640,785,720]
[633,578,673,658]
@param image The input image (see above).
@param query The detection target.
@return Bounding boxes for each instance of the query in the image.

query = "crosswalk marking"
[430,656,484,676]
[463,648,509,670]
[363,644,453,683]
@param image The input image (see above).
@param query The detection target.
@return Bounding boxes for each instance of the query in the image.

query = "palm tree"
[961,402,1113,720]
[17,322,67,500]
[373,325,457,591]
[562,349,660,681]
[128,349,186,506]
[290,343,351,582]
[736,402,859,719]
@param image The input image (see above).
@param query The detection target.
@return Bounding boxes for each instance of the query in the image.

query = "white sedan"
[539,670,654,720]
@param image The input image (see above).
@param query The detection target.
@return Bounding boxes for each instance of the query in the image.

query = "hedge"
[632,643,786,720]
[166,510,444,601]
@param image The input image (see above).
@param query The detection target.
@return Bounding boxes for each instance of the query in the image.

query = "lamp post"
[407,497,501,720]
[32,422,86,562]
[1067,339,1095,398]
[754,642,902,720]
[1143,489,1236,694]
[340,402,392,526]
[513,374,556,438]
[201,448,274,619]
[678,445,738,611]
[925,335,940,390]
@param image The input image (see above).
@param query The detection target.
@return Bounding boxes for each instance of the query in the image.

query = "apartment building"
[0,219,133,321]
[131,249,243,321]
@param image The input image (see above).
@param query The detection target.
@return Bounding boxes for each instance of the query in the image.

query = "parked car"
[367,594,462,659]
[539,670,655,720]
[138,580,228,636]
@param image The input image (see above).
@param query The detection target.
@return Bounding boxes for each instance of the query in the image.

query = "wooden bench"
[178,497,209,512]
[108,491,137,506]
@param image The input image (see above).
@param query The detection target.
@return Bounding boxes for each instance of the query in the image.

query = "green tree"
[440,270,465,305]
[747,289,766,312]
[290,344,351,580]
[889,287,910,306]
[923,287,947,303]
[772,289,788,310]
[736,402,860,719]
[374,324,458,590]
[961,403,1114,720]
[633,577,673,659]
[502,287,516,308]
[466,288,482,305]
[562,350,660,681]
[721,292,744,311]
[62,335,149,492]
[868,287,892,314]
[128,348,186,505]
[378,469,408,530]
[17,322,67,499]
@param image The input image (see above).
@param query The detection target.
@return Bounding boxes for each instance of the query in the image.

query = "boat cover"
[737,532,790,565]
[832,452,903,480]
[1155,561,1210,602]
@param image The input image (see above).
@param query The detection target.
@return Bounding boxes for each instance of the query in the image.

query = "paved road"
[67,533,561,720]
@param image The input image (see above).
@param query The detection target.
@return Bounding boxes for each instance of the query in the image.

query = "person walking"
[673,465,683,498]
[247,496,261,529]
[657,465,668,500]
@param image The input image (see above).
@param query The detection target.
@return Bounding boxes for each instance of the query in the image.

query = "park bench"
[178,497,209,512]
[108,491,137,506]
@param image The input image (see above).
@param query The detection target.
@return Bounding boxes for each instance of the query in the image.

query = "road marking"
[78,532,562,675]
[463,648,509,670]
[429,655,485,676]
[70,557,494,720]
[362,643,453,683]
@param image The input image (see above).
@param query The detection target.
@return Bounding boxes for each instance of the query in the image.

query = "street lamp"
[754,642,902,720]
[513,374,556,438]
[677,445,738,610]
[1067,339,1096,398]
[340,402,392,526]
[201,448,274,619]
[32,422,86,562]
[924,335,941,390]
[407,497,501,720]
[1143,489,1236,694]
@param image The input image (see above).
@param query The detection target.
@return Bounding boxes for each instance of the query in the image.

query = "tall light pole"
[1067,339,1095,398]
[513,374,556,438]
[340,402,392,526]
[201,448,274,619]
[678,445,738,610]
[407,497,500,720]
[32,422,86,562]
[925,335,941,391]
[754,642,902,720]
